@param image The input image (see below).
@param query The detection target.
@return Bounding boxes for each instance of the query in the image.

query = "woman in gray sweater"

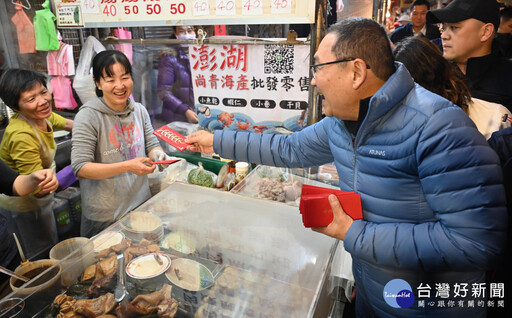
[71,50,171,237]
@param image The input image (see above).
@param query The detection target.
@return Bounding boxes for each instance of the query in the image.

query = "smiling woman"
[71,50,171,238]
[0,69,73,195]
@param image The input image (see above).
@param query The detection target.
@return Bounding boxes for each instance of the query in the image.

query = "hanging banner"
[189,43,310,134]
[51,0,315,28]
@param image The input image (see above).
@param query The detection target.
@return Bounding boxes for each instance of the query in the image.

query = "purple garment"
[56,164,77,190]
[157,47,195,123]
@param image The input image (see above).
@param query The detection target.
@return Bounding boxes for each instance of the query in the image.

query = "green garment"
[33,0,59,51]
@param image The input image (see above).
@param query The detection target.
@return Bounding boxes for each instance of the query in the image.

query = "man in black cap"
[427,0,512,112]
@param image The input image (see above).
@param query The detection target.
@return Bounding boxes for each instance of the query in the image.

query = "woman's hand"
[185,131,214,153]
[125,157,156,176]
[185,109,199,123]
[13,168,58,196]
[35,169,59,196]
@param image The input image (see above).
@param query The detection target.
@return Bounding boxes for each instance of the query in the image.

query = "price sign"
[242,0,262,15]
[52,0,312,27]
[81,0,99,14]
[169,2,187,16]
[215,0,236,16]
[192,0,209,16]
[271,0,292,14]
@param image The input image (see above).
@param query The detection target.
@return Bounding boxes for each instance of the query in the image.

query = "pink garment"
[51,76,78,110]
[47,41,75,76]
[11,6,36,54]
[113,27,133,63]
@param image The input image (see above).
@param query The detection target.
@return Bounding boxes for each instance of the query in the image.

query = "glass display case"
[231,165,355,303]
[1,182,337,318]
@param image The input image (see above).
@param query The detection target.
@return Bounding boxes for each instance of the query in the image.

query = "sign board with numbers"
[189,44,310,133]
[52,0,315,28]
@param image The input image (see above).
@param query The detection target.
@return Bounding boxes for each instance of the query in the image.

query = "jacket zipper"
[352,138,358,193]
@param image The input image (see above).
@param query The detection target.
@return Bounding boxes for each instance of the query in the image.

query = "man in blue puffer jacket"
[186,18,507,318]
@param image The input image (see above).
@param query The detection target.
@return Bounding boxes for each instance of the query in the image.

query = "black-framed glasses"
[310,58,371,78]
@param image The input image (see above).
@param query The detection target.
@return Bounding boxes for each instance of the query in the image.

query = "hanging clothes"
[11,4,36,54]
[47,41,75,76]
[50,76,78,110]
[33,0,59,51]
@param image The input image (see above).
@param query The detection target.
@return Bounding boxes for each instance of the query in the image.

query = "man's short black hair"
[411,0,431,10]
[326,18,395,81]
[92,50,132,97]
[0,69,47,111]
[501,7,512,21]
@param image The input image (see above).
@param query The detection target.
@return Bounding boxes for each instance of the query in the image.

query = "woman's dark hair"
[92,50,132,97]
[0,69,47,111]
[393,36,471,112]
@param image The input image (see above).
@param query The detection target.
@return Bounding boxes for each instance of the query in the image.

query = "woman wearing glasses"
[157,25,198,124]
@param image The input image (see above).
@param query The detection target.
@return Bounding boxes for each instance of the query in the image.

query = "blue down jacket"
[157,47,195,123]
[213,64,507,317]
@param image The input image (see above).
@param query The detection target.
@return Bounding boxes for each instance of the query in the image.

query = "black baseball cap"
[427,0,500,31]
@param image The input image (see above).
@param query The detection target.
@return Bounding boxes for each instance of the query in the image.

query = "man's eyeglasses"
[310,58,371,78]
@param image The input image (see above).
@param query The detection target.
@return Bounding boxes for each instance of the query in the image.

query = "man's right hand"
[185,131,214,153]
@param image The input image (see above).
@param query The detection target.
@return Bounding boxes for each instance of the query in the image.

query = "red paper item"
[299,184,362,228]
[151,159,181,165]
[153,126,191,151]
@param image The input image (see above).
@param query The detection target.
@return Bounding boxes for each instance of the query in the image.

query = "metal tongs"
[114,254,128,303]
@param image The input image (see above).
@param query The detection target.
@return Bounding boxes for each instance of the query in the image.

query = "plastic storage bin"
[55,186,82,236]
[52,197,72,238]
[55,187,82,224]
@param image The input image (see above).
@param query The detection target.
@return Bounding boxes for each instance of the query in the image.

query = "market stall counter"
[1,182,338,318]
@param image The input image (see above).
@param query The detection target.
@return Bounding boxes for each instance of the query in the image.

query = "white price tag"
[81,0,99,14]
[242,0,262,15]
[271,0,292,14]
[215,0,236,16]
[192,0,209,16]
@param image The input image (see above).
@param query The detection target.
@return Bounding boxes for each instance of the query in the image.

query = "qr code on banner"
[264,44,294,74]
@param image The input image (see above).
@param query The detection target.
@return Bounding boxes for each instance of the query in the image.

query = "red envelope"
[153,126,191,151]
[151,159,181,165]
[300,184,356,213]
[299,185,362,228]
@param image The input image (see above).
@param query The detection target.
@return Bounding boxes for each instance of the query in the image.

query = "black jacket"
[463,53,512,112]
[390,23,441,44]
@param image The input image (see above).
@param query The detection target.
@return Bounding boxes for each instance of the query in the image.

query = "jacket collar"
[337,63,414,144]
[366,62,414,124]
